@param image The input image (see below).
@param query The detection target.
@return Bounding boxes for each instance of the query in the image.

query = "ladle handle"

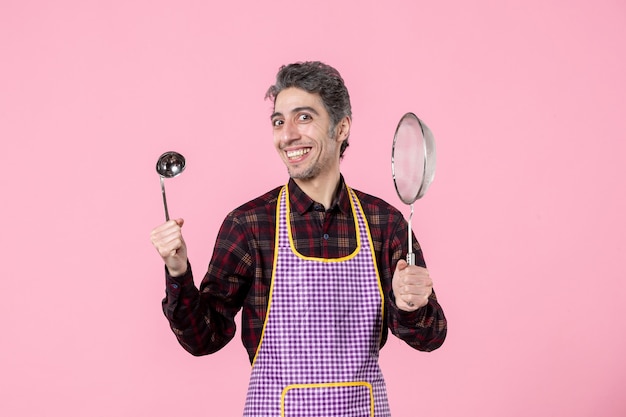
[160,176,170,221]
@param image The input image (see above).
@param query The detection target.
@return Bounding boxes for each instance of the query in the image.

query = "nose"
[280,119,300,143]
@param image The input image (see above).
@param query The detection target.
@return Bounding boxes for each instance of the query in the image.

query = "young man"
[151,61,447,416]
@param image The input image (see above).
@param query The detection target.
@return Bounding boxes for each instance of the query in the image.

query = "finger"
[395,259,408,272]
[159,224,183,242]
[160,230,185,250]
[398,279,432,294]
[397,295,420,311]
[151,228,184,256]
[402,264,429,276]
[161,234,184,253]
[151,220,182,241]
[400,275,433,288]
[400,266,431,283]
[400,294,428,310]
[150,220,180,241]
[399,288,433,304]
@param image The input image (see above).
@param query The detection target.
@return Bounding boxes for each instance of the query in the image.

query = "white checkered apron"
[243,186,391,417]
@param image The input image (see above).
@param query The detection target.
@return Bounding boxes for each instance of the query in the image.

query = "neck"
[293,169,341,210]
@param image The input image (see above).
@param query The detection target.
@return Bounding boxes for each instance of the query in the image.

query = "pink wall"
[1,1,625,416]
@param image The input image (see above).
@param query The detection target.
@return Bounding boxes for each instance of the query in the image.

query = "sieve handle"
[406,203,415,265]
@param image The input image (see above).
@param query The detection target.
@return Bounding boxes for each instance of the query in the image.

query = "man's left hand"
[392,260,433,312]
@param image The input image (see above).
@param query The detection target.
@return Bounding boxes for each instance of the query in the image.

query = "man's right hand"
[150,218,188,277]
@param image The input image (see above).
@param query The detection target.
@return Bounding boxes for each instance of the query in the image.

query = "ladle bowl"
[156,151,186,178]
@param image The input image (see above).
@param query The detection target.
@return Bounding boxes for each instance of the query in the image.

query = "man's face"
[271,87,345,181]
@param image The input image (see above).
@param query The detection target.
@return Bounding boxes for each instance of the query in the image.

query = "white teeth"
[287,148,310,158]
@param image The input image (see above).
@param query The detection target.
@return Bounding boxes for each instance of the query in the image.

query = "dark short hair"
[266,61,352,158]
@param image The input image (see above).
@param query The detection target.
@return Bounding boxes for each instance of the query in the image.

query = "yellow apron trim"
[350,187,386,347]
[281,382,374,417]
[251,186,286,367]
[285,184,361,262]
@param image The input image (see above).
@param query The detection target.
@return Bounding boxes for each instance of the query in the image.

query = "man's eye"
[272,119,284,127]
[298,114,311,121]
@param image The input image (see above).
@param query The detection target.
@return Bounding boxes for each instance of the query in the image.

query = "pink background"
[1,1,625,416]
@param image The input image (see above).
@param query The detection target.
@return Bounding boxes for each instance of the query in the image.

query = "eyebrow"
[270,106,320,120]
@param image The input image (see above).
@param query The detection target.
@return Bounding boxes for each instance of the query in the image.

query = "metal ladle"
[156,151,186,221]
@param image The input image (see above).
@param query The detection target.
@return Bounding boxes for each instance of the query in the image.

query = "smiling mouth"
[286,148,311,159]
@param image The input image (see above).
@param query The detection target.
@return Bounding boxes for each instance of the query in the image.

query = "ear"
[335,116,351,143]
